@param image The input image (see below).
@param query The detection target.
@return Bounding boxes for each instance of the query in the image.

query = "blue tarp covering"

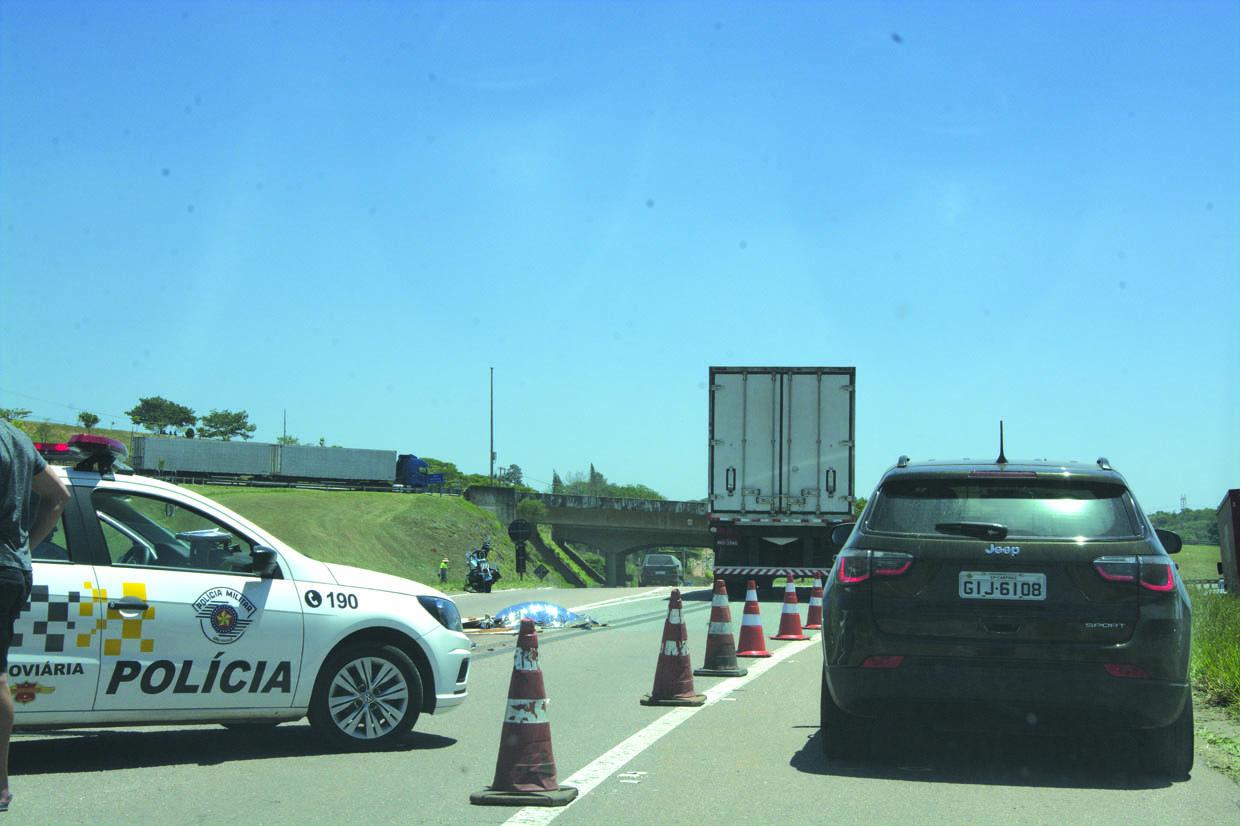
[482,601,601,629]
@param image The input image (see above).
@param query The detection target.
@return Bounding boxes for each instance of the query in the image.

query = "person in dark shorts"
[0,421,70,813]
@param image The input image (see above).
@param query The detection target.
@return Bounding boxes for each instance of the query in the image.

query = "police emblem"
[10,682,55,705]
[193,587,258,644]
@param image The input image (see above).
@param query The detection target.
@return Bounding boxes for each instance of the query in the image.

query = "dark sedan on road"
[639,553,683,586]
[820,456,1192,777]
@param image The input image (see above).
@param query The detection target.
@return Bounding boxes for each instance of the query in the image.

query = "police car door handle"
[108,598,149,612]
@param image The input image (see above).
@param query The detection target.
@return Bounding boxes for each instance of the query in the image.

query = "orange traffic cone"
[735,579,772,658]
[804,573,826,630]
[694,579,748,678]
[641,589,706,706]
[771,573,809,640]
[471,619,578,807]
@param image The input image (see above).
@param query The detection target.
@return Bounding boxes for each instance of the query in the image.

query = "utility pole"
[489,367,495,481]
[283,409,287,445]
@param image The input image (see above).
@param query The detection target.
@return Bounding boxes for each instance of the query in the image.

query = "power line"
[0,386,132,423]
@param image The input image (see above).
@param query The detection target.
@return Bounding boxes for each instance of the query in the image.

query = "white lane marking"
[569,589,676,613]
[501,634,818,826]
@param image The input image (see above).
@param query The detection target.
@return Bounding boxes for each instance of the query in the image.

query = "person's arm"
[28,468,70,551]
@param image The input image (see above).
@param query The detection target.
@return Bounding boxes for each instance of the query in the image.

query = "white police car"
[14,435,470,749]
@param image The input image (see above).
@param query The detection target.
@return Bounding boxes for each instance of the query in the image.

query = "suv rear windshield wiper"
[934,521,1009,539]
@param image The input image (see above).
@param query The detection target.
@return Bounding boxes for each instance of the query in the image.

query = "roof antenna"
[996,420,1007,465]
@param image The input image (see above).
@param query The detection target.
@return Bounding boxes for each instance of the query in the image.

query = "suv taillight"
[837,549,913,584]
[1092,556,1176,592]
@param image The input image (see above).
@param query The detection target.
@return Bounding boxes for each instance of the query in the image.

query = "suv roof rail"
[896,455,910,468]
[1096,457,1113,471]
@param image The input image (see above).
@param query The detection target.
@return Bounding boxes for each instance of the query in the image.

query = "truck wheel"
[820,671,871,760]
[309,643,423,750]
[1138,694,1193,779]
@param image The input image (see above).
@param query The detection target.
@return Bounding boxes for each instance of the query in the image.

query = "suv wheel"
[309,643,423,750]
[820,671,871,760]
[1139,695,1194,779]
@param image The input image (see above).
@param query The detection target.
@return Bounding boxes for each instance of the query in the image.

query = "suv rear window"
[644,554,677,566]
[865,478,1142,540]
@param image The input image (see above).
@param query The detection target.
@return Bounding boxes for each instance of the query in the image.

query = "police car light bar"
[67,433,130,474]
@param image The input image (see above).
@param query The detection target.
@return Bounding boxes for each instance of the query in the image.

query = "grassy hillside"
[186,485,574,592]
[10,419,140,452]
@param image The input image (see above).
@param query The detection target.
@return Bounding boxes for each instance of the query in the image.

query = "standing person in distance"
[439,556,449,585]
[0,421,70,813]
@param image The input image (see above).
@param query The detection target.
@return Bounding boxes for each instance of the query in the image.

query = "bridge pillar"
[604,553,629,588]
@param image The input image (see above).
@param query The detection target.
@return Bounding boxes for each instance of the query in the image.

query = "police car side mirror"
[1155,529,1182,555]
[251,546,279,577]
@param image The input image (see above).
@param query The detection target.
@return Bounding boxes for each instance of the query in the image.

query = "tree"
[497,464,524,486]
[126,396,196,435]
[76,411,100,432]
[198,409,257,441]
[551,470,564,494]
[277,435,300,445]
[587,463,607,496]
[516,497,548,526]
[0,408,31,422]
[853,496,867,518]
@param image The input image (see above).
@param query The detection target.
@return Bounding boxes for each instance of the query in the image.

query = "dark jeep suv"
[821,456,1192,776]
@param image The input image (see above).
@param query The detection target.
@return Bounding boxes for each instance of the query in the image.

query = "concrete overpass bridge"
[463,487,711,586]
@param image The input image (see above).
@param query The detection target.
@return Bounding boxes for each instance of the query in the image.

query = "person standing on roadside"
[0,421,70,813]
[438,557,449,584]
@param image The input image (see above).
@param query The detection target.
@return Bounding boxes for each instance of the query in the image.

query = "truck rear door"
[710,367,854,516]
[783,370,853,516]
[710,370,779,515]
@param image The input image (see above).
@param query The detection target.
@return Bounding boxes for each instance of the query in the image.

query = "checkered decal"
[13,582,156,656]
[11,585,82,653]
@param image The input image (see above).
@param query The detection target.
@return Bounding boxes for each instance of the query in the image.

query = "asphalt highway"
[9,586,1240,825]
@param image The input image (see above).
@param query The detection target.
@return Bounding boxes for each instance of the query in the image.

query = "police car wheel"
[309,643,423,750]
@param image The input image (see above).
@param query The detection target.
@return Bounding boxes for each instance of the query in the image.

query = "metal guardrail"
[1184,578,1227,594]
[134,470,464,496]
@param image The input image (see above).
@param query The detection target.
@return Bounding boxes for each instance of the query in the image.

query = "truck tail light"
[837,550,913,584]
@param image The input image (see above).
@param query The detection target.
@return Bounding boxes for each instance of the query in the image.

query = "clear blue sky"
[2,1,1237,512]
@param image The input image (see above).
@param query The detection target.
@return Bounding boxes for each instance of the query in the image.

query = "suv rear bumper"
[826,659,1188,730]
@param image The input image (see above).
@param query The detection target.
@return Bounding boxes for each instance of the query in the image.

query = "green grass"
[186,485,576,592]
[1198,728,1240,759]
[1190,590,1240,709]
[537,526,595,586]
[1177,544,1222,582]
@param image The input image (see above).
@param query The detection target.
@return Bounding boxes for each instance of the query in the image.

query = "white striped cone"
[736,580,772,658]
[473,619,578,807]
[772,575,809,640]
[695,579,747,677]
[804,574,825,630]
[489,619,561,791]
[642,589,705,705]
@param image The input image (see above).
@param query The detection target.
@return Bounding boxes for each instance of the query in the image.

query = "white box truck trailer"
[709,366,855,592]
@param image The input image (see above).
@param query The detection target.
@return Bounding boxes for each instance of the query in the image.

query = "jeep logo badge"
[985,544,1021,557]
